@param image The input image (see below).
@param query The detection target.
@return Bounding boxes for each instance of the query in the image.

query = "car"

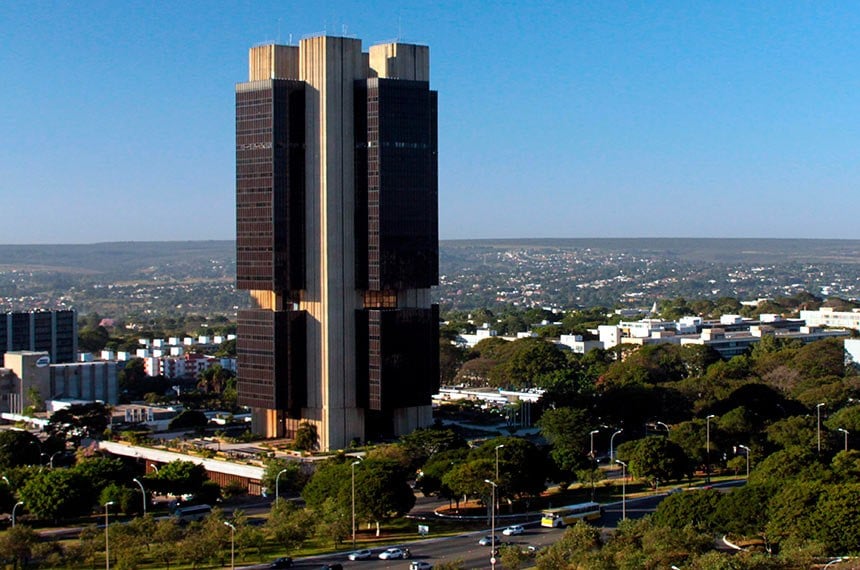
[409,562,433,570]
[269,557,293,568]
[317,565,343,570]
[379,548,407,560]
[502,524,525,536]
[348,549,373,561]
[477,535,500,546]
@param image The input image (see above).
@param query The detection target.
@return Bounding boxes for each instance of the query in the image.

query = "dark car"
[318,564,343,570]
[270,557,293,568]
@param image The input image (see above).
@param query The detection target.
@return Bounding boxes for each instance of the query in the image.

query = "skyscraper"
[235,36,439,450]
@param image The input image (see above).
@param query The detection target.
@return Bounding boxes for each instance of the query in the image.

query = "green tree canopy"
[616,436,691,487]
[19,469,95,521]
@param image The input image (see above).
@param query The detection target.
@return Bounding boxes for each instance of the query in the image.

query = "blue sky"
[2,1,859,243]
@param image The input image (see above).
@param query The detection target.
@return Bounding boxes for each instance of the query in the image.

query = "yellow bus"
[540,501,602,528]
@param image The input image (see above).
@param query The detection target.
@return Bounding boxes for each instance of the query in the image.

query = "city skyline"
[3,1,860,244]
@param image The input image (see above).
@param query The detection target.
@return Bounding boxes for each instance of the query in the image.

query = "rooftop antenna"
[277,18,281,43]
[289,33,293,46]
[398,15,402,41]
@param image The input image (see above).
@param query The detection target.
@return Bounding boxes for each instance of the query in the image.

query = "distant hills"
[1,239,859,314]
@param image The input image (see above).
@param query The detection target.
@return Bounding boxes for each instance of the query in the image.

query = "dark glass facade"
[237,309,306,414]
[235,80,306,293]
[356,78,438,291]
[0,310,76,364]
[356,306,440,413]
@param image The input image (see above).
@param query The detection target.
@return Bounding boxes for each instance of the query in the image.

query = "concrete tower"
[235,36,439,450]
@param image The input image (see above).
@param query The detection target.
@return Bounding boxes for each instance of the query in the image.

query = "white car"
[379,548,406,560]
[502,525,524,536]
[409,562,433,570]
[348,549,372,561]
[477,535,499,546]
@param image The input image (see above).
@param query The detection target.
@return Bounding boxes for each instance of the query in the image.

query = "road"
[240,492,679,570]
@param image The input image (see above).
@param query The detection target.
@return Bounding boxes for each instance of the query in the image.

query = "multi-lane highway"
[241,492,680,570]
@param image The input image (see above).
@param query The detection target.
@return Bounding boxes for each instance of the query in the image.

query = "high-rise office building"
[0,310,77,364]
[235,36,439,450]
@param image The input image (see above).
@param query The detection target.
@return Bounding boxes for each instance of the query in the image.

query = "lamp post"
[838,428,849,452]
[589,429,600,458]
[706,415,716,483]
[49,451,62,468]
[656,421,670,434]
[817,403,825,454]
[2,475,9,487]
[351,460,361,548]
[12,501,23,527]
[275,468,288,504]
[616,460,627,521]
[484,479,497,570]
[494,444,504,481]
[610,429,623,466]
[104,501,115,570]
[224,521,236,570]
[738,445,751,478]
[132,478,146,516]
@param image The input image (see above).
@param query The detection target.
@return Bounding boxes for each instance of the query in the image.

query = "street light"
[484,479,498,570]
[132,478,146,516]
[2,475,9,487]
[494,444,505,481]
[838,428,849,452]
[351,460,362,548]
[104,501,115,570]
[12,501,23,527]
[224,521,236,570]
[610,429,623,466]
[616,460,627,521]
[275,468,288,504]
[49,451,62,468]
[817,403,825,454]
[589,429,600,458]
[494,444,504,513]
[706,415,716,483]
[656,421,670,434]
[737,445,751,478]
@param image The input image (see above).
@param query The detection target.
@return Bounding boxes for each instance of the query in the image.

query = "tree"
[535,521,601,569]
[294,421,319,452]
[766,416,817,450]
[354,459,416,535]
[119,358,148,393]
[488,337,569,389]
[146,460,208,497]
[261,458,305,498]
[0,430,42,468]
[440,341,467,385]
[537,407,592,476]
[653,489,722,532]
[46,402,110,444]
[73,456,130,496]
[167,410,209,431]
[713,483,775,537]
[472,437,547,501]
[616,436,690,487]
[442,459,495,509]
[78,324,110,353]
[151,517,183,570]
[266,499,315,552]
[18,469,95,521]
[764,480,823,546]
[301,459,350,512]
[809,483,860,553]
[0,524,37,569]
[400,427,467,470]
[316,497,350,548]
[197,364,234,393]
